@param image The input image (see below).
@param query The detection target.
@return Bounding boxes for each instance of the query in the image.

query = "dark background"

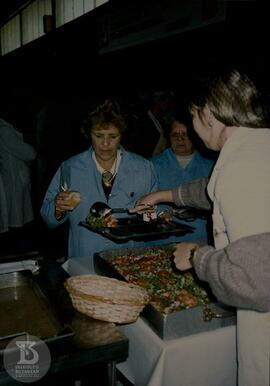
[1,0,269,168]
[0,0,269,257]
[1,1,269,98]
[0,0,269,192]
[0,1,269,130]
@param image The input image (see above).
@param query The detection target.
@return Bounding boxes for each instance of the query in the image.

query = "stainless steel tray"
[94,245,236,340]
[0,270,73,352]
[80,217,194,242]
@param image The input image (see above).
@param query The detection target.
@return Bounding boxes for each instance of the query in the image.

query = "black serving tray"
[80,217,194,242]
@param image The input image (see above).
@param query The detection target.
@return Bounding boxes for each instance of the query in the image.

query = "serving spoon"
[89,201,155,219]
[89,202,130,218]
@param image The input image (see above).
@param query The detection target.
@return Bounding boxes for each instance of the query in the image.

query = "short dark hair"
[81,98,127,139]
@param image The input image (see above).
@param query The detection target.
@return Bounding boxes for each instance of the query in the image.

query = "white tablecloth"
[62,255,95,276]
[118,318,237,386]
[63,256,237,386]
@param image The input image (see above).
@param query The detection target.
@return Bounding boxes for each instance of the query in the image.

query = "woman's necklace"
[102,161,117,187]
[92,150,122,188]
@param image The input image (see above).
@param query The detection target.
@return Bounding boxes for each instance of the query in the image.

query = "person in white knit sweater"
[174,69,270,386]
[132,68,270,386]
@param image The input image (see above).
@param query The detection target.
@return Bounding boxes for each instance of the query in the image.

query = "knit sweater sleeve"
[172,177,211,209]
[193,233,270,312]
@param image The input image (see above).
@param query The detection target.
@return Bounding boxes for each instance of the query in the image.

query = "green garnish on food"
[86,214,106,228]
[109,248,211,314]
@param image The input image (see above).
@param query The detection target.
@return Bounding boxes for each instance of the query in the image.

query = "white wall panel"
[64,0,73,23]
[32,1,39,39]
[22,0,52,44]
[44,0,52,14]
[55,0,65,27]
[56,0,97,26]
[2,31,8,54]
[0,0,106,55]
[22,6,33,44]
[84,0,95,13]
[74,0,84,18]
[95,0,108,8]
[37,0,52,36]
[38,0,45,19]
[11,16,20,50]
[1,15,20,54]
[38,0,45,35]
[1,29,4,54]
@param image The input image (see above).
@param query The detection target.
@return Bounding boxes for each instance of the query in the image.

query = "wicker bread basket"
[65,274,150,324]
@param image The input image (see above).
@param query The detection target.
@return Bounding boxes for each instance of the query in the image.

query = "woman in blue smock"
[150,110,214,243]
[40,98,157,260]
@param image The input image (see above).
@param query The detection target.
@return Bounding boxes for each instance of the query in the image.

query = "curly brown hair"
[81,98,127,140]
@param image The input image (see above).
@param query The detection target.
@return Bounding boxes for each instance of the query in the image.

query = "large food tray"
[80,217,194,242]
[0,270,73,353]
[94,245,236,340]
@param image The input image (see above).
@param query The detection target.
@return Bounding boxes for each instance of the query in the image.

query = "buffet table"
[0,258,128,386]
[118,318,236,386]
[64,256,237,386]
[0,317,128,386]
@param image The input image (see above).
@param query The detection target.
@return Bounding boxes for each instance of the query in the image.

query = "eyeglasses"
[170,132,188,140]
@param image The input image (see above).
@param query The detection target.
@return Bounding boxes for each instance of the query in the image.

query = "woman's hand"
[173,242,199,271]
[55,191,81,219]
[129,190,173,214]
[129,193,159,214]
[128,197,157,215]
[158,210,173,223]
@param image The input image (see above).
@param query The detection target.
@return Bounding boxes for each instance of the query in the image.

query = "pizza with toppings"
[108,248,211,314]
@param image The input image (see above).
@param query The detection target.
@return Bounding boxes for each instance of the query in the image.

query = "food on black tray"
[108,248,211,314]
[86,212,118,228]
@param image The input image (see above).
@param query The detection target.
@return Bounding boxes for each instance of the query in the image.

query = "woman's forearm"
[172,177,211,209]
[193,233,270,312]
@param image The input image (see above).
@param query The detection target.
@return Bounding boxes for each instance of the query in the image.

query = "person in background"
[148,90,176,156]
[124,89,175,158]
[40,98,157,266]
[150,109,214,242]
[134,68,270,386]
[35,99,74,207]
[0,118,37,234]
